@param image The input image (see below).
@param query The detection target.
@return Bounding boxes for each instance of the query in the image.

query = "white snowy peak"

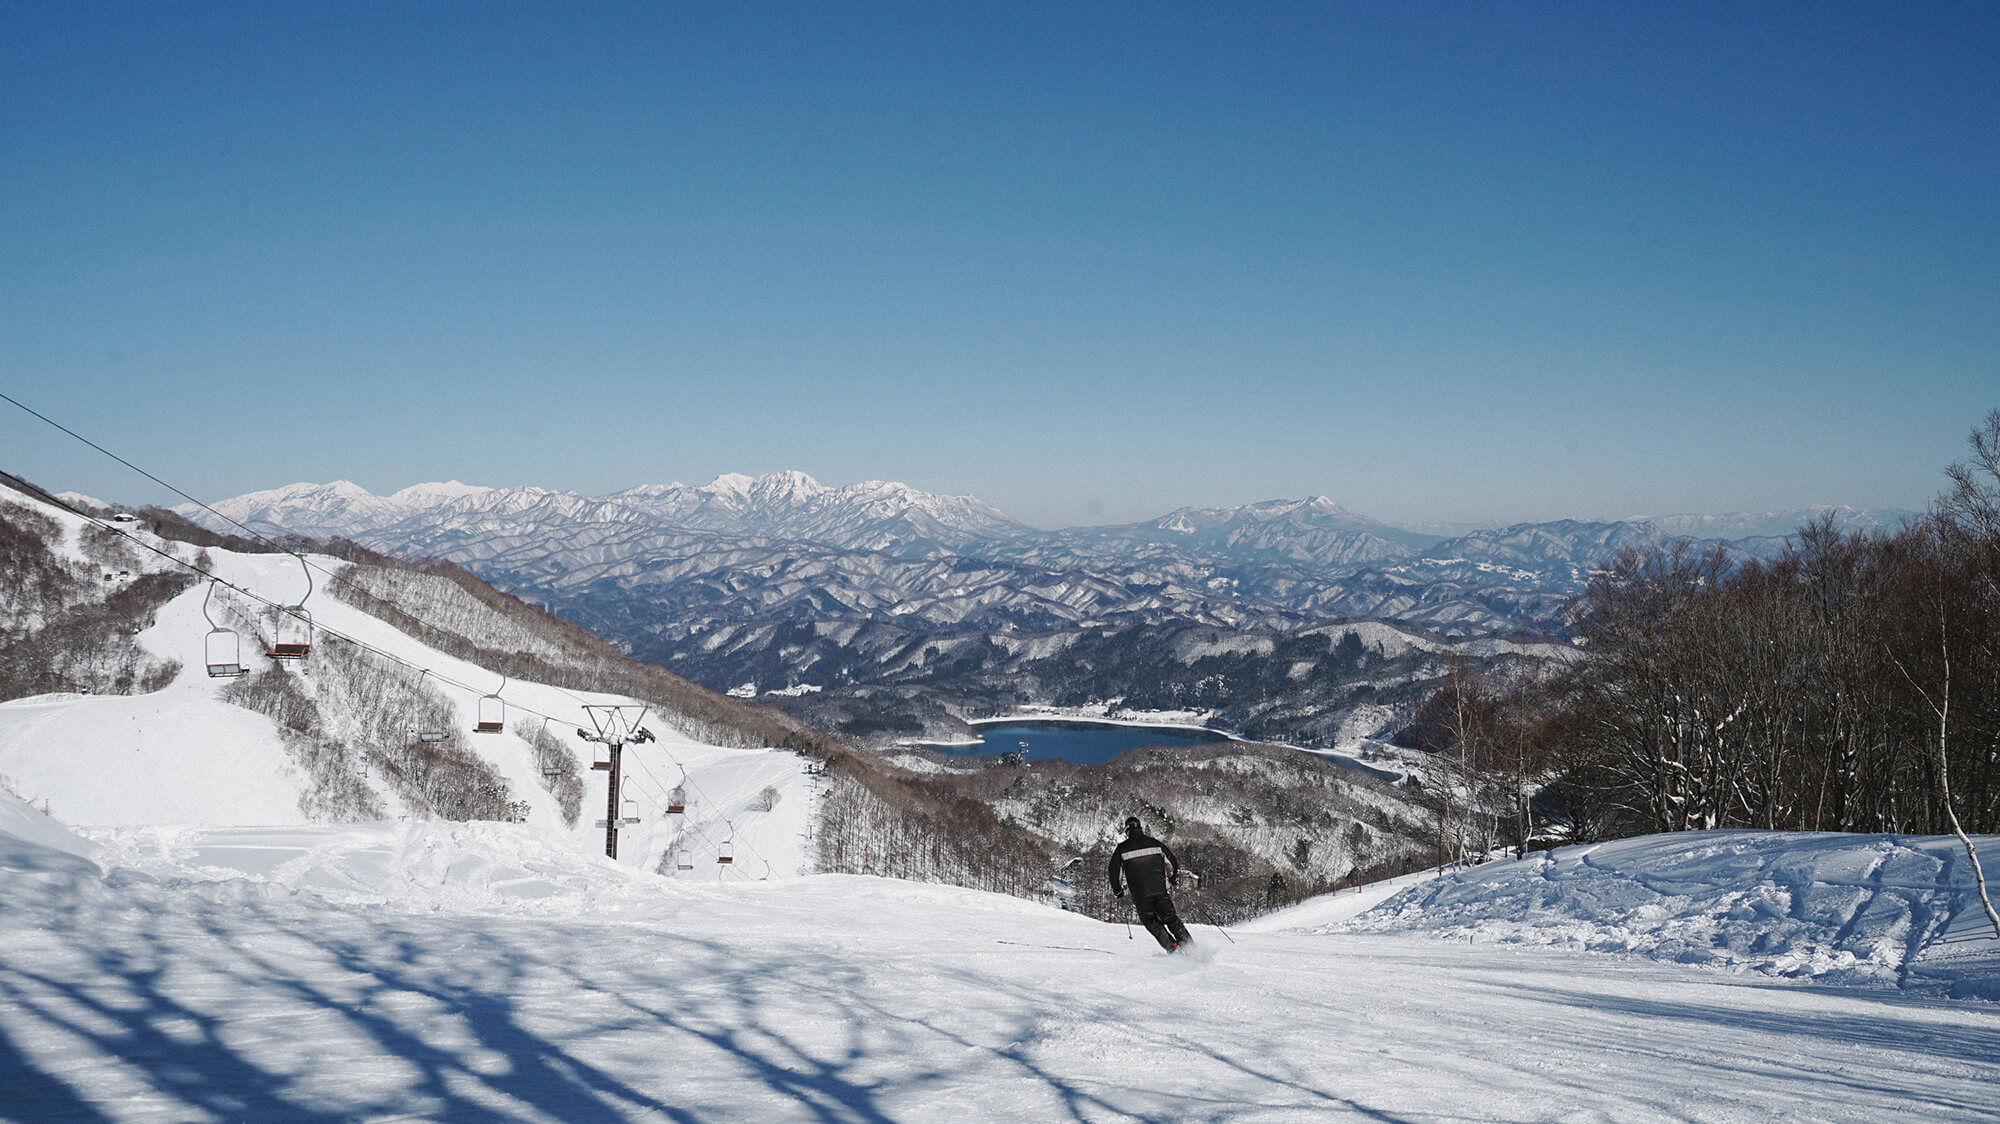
[185,472,1032,557]
[191,479,504,540]
[384,480,495,508]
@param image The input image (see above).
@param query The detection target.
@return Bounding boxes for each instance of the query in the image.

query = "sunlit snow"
[4,491,1997,1121]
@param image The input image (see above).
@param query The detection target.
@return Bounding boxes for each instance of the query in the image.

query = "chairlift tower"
[578,704,654,859]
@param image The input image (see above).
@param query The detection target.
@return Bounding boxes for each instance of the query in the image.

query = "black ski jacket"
[1108,832,1180,899]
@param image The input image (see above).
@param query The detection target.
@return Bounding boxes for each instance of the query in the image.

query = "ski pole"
[1199,905,1236,944]
[1185,879,1235,943]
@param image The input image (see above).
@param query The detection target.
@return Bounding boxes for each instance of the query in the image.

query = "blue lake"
[936,720,1236,766]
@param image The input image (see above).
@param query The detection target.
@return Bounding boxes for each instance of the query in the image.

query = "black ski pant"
[1134,892,1192,951]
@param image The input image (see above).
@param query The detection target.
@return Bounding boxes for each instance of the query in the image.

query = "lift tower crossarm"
[576,705,654,859]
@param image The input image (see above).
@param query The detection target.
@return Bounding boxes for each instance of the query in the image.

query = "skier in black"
[1108,816,1193,952]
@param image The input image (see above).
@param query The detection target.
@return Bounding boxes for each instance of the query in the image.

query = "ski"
[994,940,1114,954]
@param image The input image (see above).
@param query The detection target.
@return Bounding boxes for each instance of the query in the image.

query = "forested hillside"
[812,738,1435,924]
[1410,411,2000,851]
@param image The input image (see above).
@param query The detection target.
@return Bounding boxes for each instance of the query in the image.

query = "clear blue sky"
[2,2,1994,530]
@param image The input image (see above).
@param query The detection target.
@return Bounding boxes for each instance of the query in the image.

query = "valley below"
[172,473,1904,753]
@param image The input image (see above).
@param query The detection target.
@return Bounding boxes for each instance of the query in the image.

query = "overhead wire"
[0,391,606,726]
[0,403,593,735]
[67,498,587,734]
[625,738,780,875]
[3,389,801,870]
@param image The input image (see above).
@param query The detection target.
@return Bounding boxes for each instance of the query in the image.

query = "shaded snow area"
[5,803,1998,1123]
[1332,832,2000,1000]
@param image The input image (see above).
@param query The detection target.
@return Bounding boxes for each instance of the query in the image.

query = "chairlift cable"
[5,395,812,809]
[0,390,312,561]
[30,497,592,736]
[627,742,777,867]
[0,393,600,723]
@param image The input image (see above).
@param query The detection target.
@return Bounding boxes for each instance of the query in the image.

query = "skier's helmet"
[1124,816,1142,836]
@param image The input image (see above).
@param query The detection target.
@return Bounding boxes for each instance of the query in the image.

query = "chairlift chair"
[676,848,693,871]
[621,798,640,826]
[266,554,315,660]
[529,718,561,775]
[406,672,447,740]
[267,606,312,660]
[474,694,504,734]
[204,628,246,678]
[474,671,507,734]
[717,831,735,865]
[201,583,247,678]
[666,785,687,815]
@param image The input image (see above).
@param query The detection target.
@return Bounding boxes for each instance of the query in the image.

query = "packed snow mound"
[79,820,705,918]
[1335,831,2000,997]
[0,787,99,865]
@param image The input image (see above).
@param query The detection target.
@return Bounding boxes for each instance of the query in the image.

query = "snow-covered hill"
[0,482,821,879]
[4,795,1996,1121]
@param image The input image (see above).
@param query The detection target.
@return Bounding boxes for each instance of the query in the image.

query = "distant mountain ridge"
[177,474,1917,677]
[198,472,1028,559]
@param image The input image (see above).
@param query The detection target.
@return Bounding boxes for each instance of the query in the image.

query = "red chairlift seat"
[474,691,504,734]
[667,786,687,815]
[268,596,313,660]
[266,558,315,661]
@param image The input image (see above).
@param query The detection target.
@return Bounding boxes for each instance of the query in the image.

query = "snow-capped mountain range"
[193,472,1029,559]
[180,473,1911,645]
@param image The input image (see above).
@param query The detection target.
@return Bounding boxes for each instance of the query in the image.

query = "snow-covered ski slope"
[5,798,1998,1123]
[0,492,815,877]
[5,491,2000,1119]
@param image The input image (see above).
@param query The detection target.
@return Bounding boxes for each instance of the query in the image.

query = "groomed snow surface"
[5,807,1998,1123]
[3,494,1996,1120]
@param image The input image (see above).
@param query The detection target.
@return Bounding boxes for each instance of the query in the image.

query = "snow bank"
[79,819,705,917]
[0,787,100,866]
[1334,831,2000,998]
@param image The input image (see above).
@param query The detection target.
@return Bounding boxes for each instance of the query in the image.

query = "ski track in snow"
[4,809,1999,1123]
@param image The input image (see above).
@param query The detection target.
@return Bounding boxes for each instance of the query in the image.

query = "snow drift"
[1329,831,2000,999]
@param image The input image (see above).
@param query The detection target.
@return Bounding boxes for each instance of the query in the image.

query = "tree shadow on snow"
[2,872,1240,1122]
[1463,973,2000,1121]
